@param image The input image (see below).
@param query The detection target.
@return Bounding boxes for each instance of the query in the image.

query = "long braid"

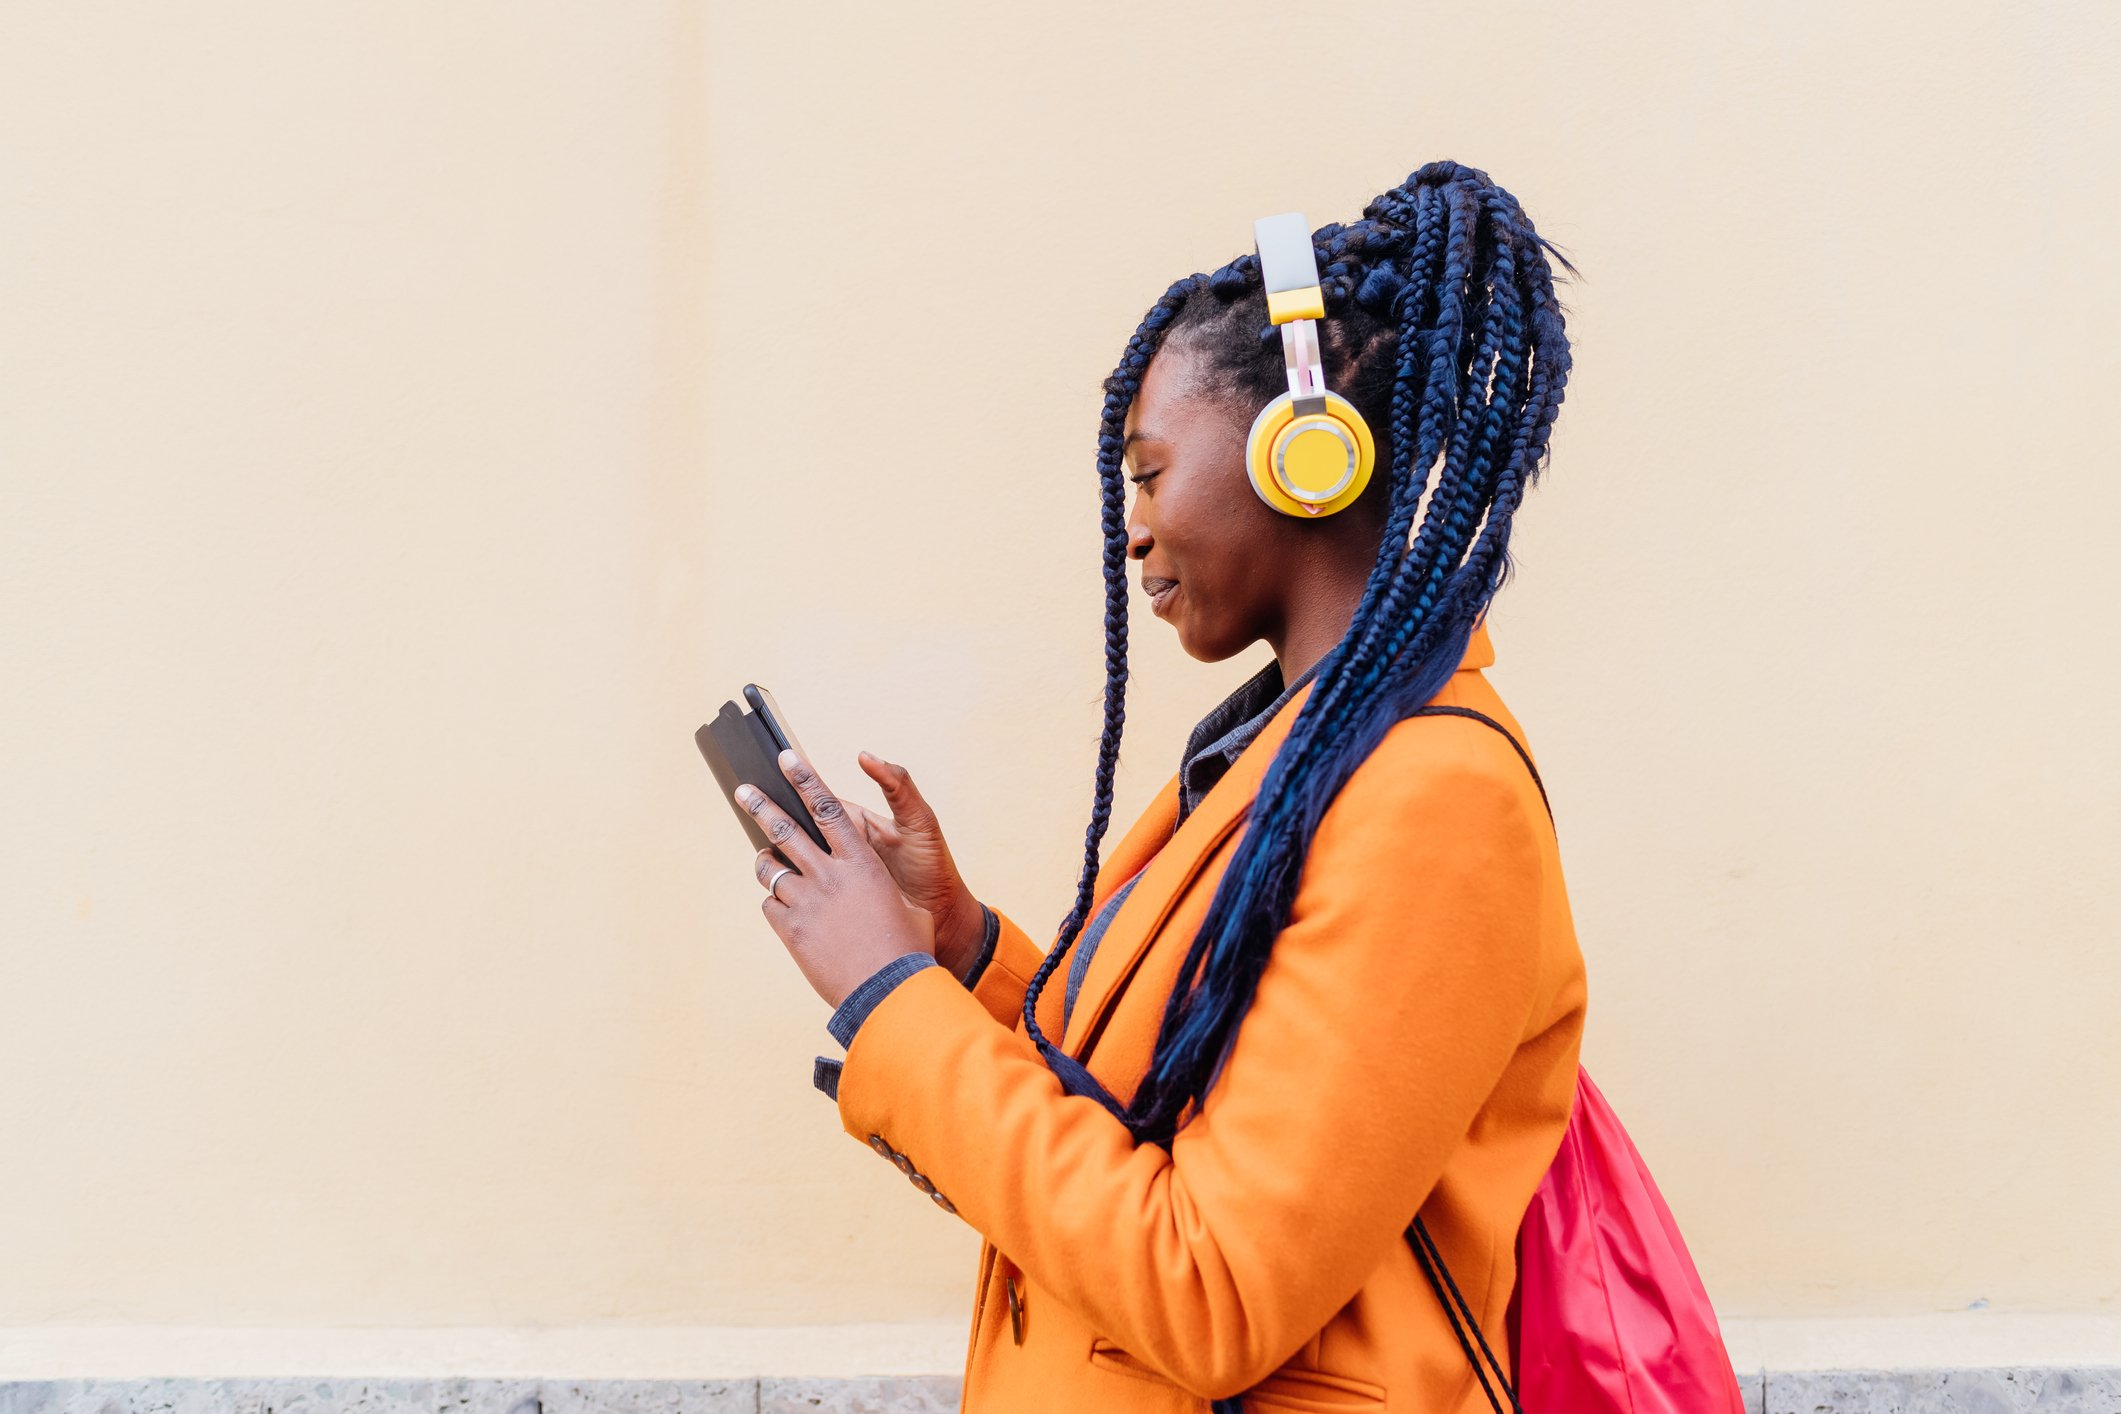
[1317,180,1480,710]
[1019,274,1205,1115]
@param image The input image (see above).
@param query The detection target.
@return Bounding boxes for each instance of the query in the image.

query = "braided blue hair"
[1022,161,1578,1156]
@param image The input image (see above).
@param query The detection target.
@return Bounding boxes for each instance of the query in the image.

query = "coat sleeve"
[829,726,1548,1401]
[965,903,1049,1031]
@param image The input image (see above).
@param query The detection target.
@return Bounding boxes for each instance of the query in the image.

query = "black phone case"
[695,687,831,858]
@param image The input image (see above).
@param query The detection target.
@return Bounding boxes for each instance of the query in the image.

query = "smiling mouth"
[1142,578,1179,613]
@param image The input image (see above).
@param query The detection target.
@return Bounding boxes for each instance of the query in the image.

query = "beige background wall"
[2,0,2116,1368]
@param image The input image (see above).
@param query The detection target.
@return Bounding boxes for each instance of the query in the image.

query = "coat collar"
[1059,613,1495,1057]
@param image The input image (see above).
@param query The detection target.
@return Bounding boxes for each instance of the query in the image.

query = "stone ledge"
[1763,1367,2121,1412]
[6,1371,2121,1413]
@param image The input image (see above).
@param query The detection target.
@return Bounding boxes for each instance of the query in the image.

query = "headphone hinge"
[1281,317,1329,415]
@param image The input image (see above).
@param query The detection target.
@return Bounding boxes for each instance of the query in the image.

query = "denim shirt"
[812,654,1319,1101]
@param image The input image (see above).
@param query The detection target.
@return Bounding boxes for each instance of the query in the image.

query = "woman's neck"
[1269,561,1370,686]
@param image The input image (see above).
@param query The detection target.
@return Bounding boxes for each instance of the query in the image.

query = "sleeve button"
[931,1191,958,1214]
[867,1134,893,1157]
[892,1152,916,1175]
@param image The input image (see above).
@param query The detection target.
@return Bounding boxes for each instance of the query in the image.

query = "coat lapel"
[1090,775,1179,909]
[1057,615,1498,1061]
[1059,675,1319,1058]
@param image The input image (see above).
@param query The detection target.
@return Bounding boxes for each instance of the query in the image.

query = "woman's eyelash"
[1128,470,1161,486]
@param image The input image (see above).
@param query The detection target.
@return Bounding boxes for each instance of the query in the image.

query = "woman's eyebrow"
[1122,430,1167,451]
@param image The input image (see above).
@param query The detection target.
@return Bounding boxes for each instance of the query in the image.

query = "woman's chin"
[1154,596,1243,662]
[1172,622,1237,664]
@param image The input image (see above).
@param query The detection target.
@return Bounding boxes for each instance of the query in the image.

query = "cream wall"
[1,0,2115,1362]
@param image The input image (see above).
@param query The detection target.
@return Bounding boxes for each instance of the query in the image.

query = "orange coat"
[831,618,1588,1412]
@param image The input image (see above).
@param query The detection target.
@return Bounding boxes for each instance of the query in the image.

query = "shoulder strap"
[1404,704,1556,836]
[1220,704,1555,1414]
[1398,703,1547,1414]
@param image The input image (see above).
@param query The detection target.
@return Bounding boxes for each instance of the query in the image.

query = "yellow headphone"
[1245,212,1376,519]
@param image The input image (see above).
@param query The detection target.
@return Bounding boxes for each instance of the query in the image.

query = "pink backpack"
[1400,707,1745,1414]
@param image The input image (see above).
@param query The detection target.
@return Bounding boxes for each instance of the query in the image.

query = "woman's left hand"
[738,748,937,1009]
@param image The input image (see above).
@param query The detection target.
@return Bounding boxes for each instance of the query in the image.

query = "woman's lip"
[1144,579,1179,614]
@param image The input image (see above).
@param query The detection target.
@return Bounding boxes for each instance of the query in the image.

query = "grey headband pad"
[1253,212,1321,295]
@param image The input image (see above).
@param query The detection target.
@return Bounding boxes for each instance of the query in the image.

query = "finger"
[754,850,794,927]
[848,802,883,851]
[735,781,826,870]
[754,847,806,896]
[859,750,939,832]
[849,801,904,850]
[777,748,862,851]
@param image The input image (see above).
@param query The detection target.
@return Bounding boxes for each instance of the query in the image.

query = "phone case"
[695,686,831,858]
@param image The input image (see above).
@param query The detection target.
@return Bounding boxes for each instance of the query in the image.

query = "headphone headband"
[1243,210,1376,519]
[1252,213,1328,416]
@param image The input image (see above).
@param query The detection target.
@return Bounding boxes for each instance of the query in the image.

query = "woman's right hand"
[851,750,987,981]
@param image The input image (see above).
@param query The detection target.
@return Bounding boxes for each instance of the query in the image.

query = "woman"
[735,160,1587,1412]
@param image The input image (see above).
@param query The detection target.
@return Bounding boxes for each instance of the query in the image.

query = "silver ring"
[765,865,796,903]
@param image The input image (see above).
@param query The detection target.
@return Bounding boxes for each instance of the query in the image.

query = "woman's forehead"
[1129,345,1214,434]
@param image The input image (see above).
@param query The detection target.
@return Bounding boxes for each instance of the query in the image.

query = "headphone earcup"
[1244,391,1377,518]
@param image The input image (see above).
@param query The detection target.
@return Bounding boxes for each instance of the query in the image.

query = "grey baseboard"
[1,1383,965,1414]
[1760,1366,2121,1412]
[5,1371,2121,1413]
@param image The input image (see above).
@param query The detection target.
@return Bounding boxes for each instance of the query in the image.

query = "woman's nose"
[1127,519,1151,561]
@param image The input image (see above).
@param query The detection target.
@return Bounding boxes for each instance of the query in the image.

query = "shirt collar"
[1173,612,1495,824]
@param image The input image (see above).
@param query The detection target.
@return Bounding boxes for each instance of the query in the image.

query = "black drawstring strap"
[1409,1215,1525,1413]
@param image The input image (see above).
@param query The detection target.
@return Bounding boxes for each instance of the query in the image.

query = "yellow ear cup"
[1244,390,1376,518]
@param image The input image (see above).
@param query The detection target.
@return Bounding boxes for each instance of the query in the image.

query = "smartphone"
[695,683,831,859]
[744,684,808,762]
